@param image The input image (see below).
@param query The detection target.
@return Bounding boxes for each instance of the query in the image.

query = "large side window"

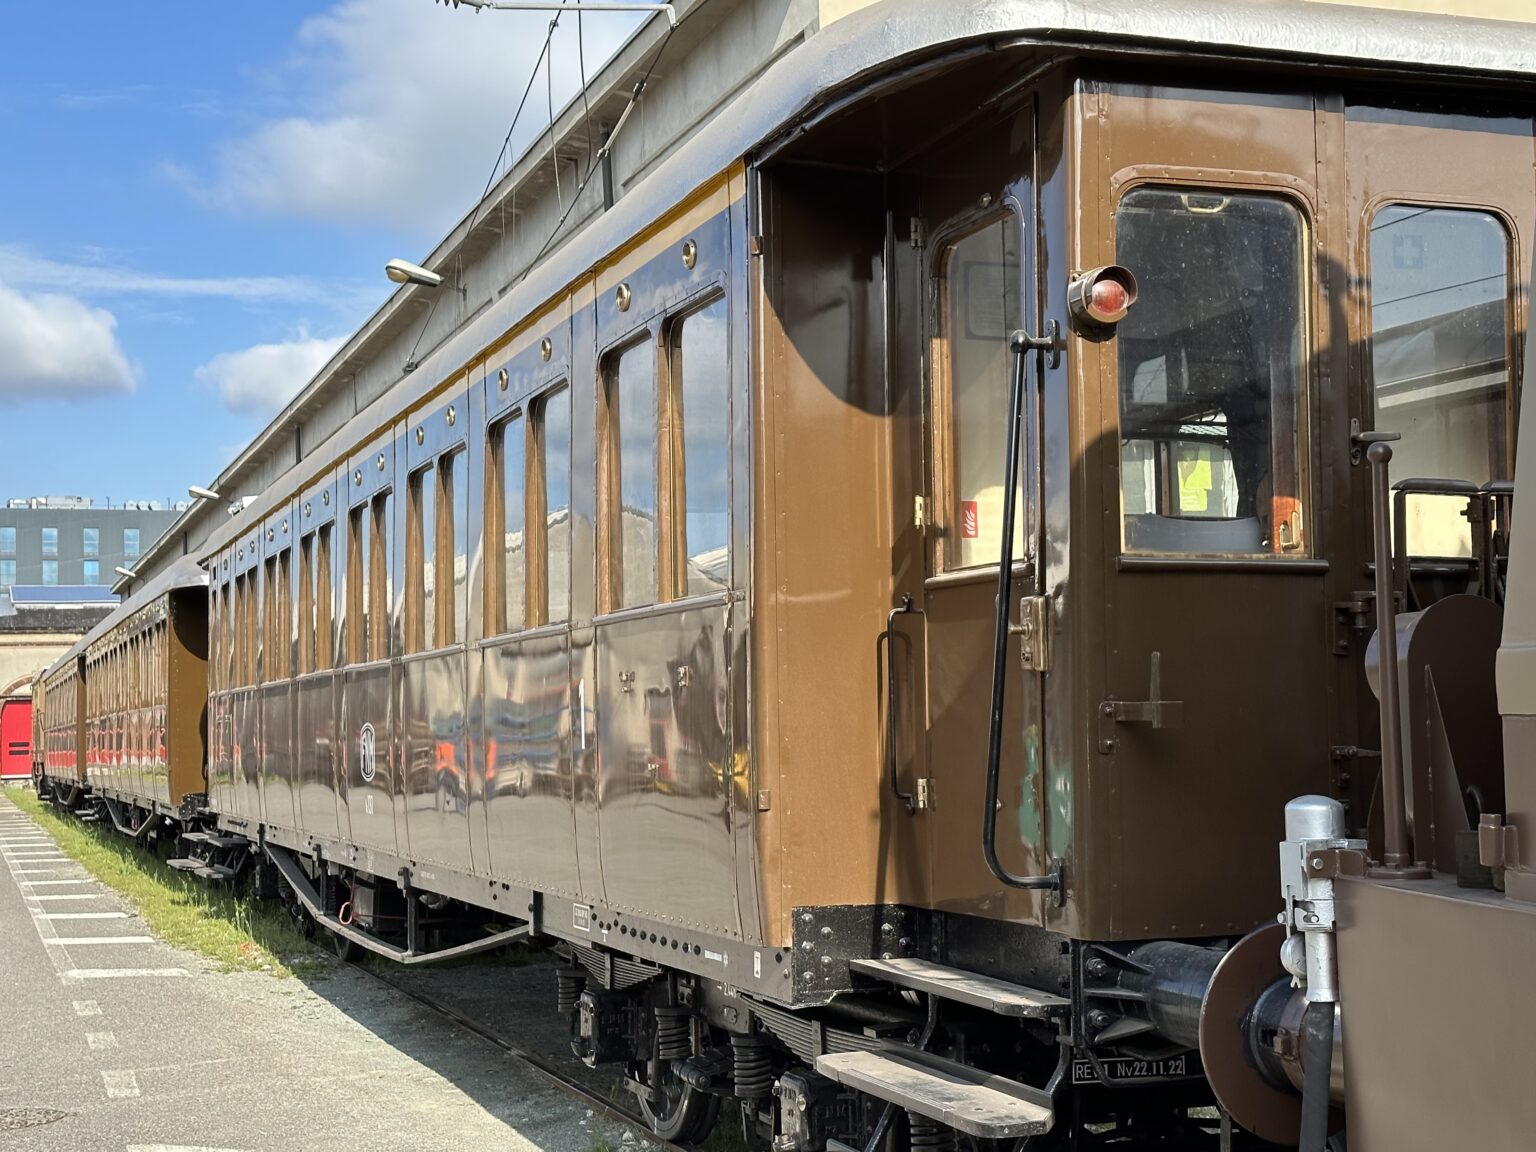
[1116,188,1308,557]
[492,413,527,633]
[348,504,370,664]
[604,343,659,610]
[669,296,730,596]
[316,524,334,669]
[445,449,469,646]
[369,492,392,660]
[538,386,572,624]
[939,215,1023,571]
[1370,204,1511,557]
[408,464,438,653]
[298,535,314,675]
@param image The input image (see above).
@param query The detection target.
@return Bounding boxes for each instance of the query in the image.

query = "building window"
[41,560,58,586]
[0,528,13,556]
[123,528,140,559]
[0,560,14,587]
[83,560,99,585]
[41,527,57,557]
[1115,187,1308,557]
[83,527,99,557]
[1371,205,1511,557]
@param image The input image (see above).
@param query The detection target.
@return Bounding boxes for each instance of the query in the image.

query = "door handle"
[882,595,928,814]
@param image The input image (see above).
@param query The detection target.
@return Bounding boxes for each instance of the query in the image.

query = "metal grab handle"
[981,331,1063,900]
[882,595,923,814]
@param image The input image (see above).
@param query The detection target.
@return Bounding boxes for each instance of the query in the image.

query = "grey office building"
[0,498,183,589]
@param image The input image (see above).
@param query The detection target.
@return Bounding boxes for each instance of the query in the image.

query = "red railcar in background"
[0,697,33,781]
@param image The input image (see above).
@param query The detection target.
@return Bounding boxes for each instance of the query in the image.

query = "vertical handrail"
[884,595,921,814]
[981,333,1062,898]
[1367,442,1422,876]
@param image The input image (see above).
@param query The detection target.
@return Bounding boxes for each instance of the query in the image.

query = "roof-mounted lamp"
[385,259,444,288]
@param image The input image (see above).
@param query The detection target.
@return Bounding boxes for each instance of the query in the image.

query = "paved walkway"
[0,789,631,1152]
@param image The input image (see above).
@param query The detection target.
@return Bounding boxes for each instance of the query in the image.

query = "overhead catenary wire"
[404,0,573,372]
[519,15,679,283]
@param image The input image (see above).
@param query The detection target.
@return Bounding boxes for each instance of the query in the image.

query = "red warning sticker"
[961,501,979,539]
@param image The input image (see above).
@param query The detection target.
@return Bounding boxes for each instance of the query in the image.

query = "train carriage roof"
[41,557,207,684]
[177,0,1536,567]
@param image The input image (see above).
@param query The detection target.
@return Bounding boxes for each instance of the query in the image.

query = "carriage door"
[1088,84,1333,937]
[919,162,1054,919]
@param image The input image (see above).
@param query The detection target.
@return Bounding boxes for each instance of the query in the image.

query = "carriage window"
[1116,188,1308,556]
[445,449,469,646]
[670,296,730,596]
[494,414,527,633]
[539,386,572,624]
[408,464,437,653]
[1371,205,1510,558]
[370,492,392,660]
[316,524,334,670]
[298,535,314,674]
[348,504,369,664]
[606,342,658,610]
[941,215,1024,571]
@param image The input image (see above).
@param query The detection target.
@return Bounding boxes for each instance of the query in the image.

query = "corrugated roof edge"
[134,0,1536,584]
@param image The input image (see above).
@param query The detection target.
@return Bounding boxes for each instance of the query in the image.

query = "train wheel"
[635,1057,719,1144]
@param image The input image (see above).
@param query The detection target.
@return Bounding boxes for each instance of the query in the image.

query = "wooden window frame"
[531,384,570,626]
[407,462,439,655]
[598,340,665,614]
[662,292,730,601]
[486,409,530,637]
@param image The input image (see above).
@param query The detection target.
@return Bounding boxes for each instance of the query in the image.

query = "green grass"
[8,787,327,977]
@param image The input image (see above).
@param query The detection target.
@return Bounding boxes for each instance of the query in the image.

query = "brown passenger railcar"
[37,2,1536,1147]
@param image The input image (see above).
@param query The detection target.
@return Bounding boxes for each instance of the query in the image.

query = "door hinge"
[910,217,927,249]
[915,778,934,811]
[914,495,928,532]
[1009,594,1052,674]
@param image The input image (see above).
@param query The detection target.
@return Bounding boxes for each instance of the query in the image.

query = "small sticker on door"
[961,500,980,539]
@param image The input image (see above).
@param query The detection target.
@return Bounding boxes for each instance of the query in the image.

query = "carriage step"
[194,864,236,881]
[166,858,202,872]
[75,811,101,823]
[849,957,1069,1018]
[181,831,214,843]
[814,1048,1054,1139]
[204,834,248,849]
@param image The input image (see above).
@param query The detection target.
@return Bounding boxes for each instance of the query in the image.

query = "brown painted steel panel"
[400,651,472,871]
[596,603,739,935]
[1076,83,1335,937]
[482,631,581,893]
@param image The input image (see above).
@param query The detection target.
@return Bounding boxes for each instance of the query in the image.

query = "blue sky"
[0,0,644,507]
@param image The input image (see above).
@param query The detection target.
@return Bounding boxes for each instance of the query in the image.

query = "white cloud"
[195,333,345,416]
[0,280,136,402]
[0,245,346,306]
[185,0,645,233]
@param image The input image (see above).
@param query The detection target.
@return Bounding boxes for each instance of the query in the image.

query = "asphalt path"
[0,789,637,1152]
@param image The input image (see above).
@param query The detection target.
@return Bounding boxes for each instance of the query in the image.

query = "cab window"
[1370,204,1511,557]
[1116,188,1308,557]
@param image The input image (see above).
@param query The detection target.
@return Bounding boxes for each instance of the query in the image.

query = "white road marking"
[32,894,113,901]
[64,968,189,979]
[85,1031,118,1050]
[20,879,92,885]
[32,911,130,919]
[73,1000,102,1016]
[101,1069,140,1098]
[127,1146,255,1152]
[14,868,87,874]
[45,937,156,946]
